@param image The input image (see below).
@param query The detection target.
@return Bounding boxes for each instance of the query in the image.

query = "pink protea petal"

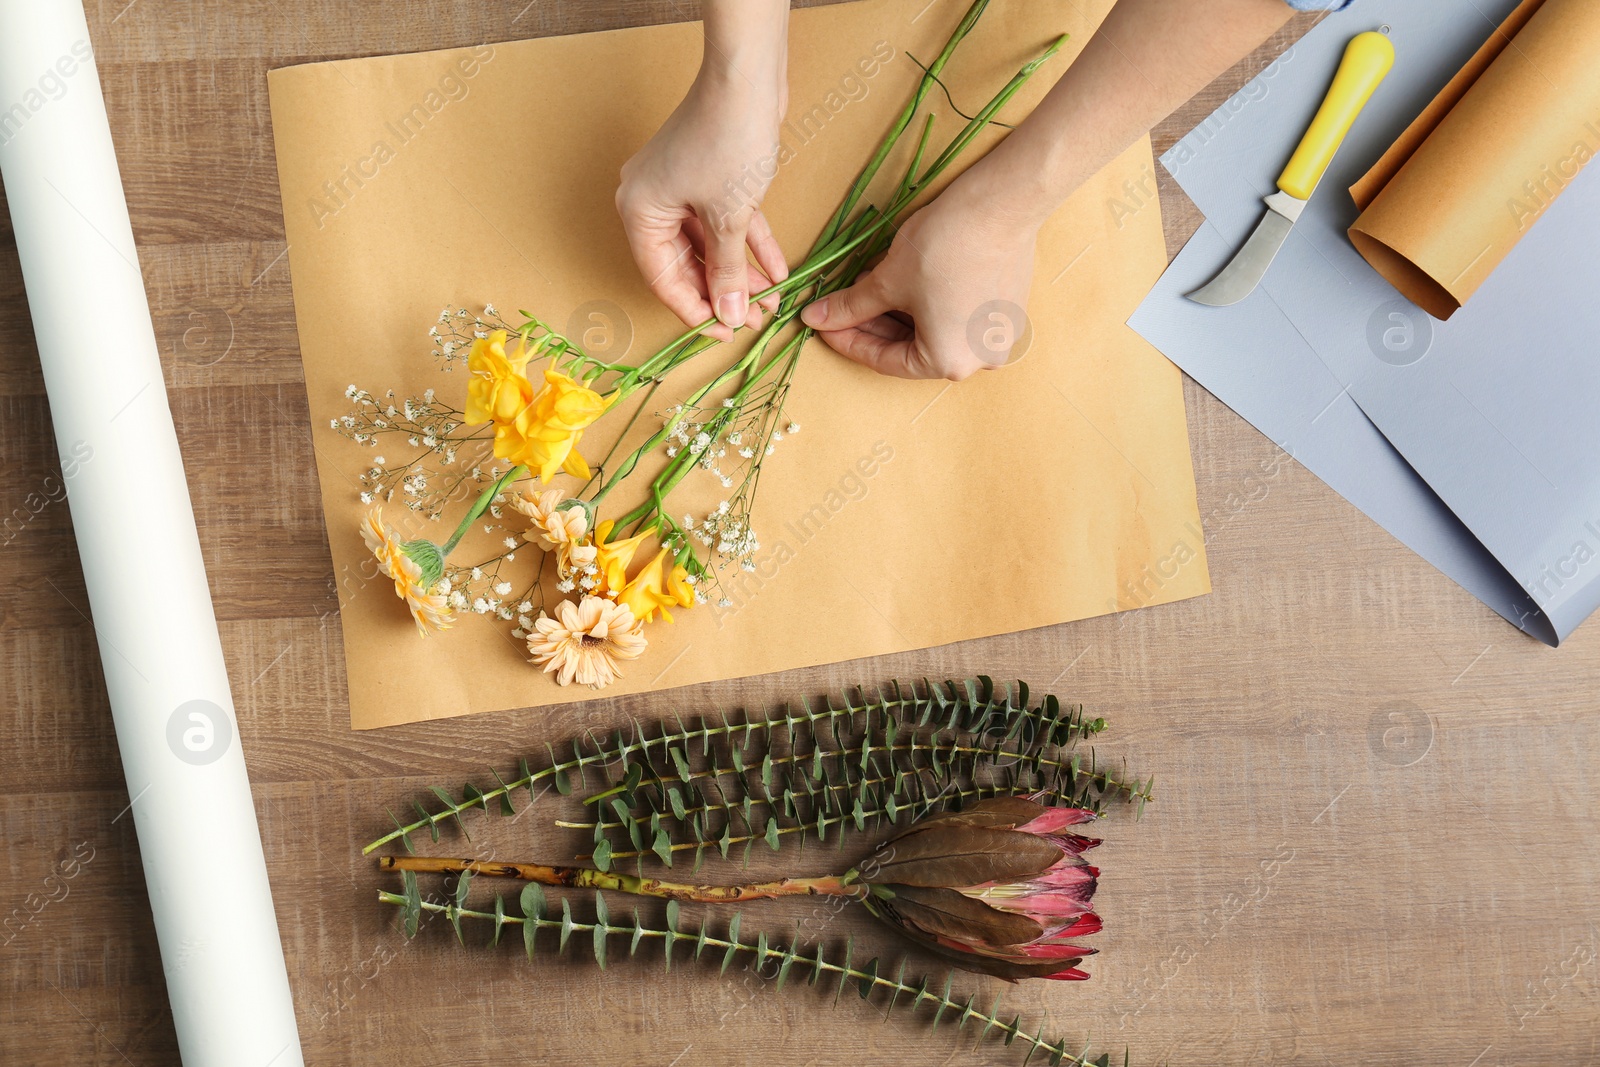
[1033,863,1099,888]
[1016,807,1099,835]
[1043,913,1102,940]
[1043,832,1100,855]
[1023,941,1098,960]
[1005,892,1095,920]
[1043,967,1091,981]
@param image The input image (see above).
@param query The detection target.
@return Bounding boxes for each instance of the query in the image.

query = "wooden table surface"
[4,3,1597,1065]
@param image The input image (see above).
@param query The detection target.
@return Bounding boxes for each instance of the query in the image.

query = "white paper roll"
[0,3,303,1064]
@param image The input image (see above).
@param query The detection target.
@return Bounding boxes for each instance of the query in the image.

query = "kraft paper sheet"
[267,0,1209,729]
[1347,0,1600,319]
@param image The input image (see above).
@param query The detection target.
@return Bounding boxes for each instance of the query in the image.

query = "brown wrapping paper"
[267,0,1210,729]
[1348,0,1600,320]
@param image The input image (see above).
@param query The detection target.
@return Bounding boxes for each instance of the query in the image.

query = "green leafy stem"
[362,678,1105,856]
[570,740,1151,872]
[379,874,1121,1067]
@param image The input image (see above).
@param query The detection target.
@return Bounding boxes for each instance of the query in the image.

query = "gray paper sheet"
[1130,0,1600,645]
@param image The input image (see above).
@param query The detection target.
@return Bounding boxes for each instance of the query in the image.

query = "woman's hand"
[801,0,1296,381]
[615,1,791,343]
[800,166,1040,380]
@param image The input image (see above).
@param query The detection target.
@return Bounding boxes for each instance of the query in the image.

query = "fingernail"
[717,292,747,329]
[801,298,828,328]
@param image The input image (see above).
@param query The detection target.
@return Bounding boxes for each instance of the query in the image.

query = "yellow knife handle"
[1277,30,1395,200]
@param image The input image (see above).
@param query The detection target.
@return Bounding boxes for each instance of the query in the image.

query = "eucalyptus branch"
[562,759,1140,871]
[379,880,1118,1067]
[360,678,1101,855]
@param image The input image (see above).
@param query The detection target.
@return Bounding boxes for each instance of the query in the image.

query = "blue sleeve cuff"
[1284,0,1354,8]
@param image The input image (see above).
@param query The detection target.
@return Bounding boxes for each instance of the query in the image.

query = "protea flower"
[850,796,1101,981]
[381,795,1102,981]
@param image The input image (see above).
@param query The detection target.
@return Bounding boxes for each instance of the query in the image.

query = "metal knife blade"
[1185,190,1306,307]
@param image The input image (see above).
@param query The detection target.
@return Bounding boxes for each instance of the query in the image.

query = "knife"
[1187,29,1395,307]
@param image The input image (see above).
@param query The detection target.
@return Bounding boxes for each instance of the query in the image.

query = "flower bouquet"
[332,0,1066,690]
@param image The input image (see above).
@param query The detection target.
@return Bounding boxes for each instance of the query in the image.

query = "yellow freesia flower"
[618,547,696,624]
[592,519,653,594]
[464,330,533,425]
[463,332,610,482]
[666,562,696,609]
[497,368,610,482]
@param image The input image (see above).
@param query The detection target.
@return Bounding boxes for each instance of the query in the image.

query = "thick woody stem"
[378,855,864,904]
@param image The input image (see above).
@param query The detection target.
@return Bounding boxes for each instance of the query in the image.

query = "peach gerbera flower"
[361,508,453,635]
[527,596,647,689]
[511,488,589,547]
[509,488,597,580]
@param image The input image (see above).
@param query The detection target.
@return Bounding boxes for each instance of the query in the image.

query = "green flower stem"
[813,0,992,250]
[596,320,788,515]
[379,855,862,903]
[441,465,525,555]
[611,327,810,534]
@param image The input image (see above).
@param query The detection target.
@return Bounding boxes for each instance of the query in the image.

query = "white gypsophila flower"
[359,491,373,504]
[504,537,517,549]
[472,598,490,614]
[471,567,483,580]
[787,422,800,434]
[557,579,576,593]
[518,600,534,613]
[494,581,513,596]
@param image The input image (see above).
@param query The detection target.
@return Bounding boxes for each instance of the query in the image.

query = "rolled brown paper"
[1347,0,1600,320]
